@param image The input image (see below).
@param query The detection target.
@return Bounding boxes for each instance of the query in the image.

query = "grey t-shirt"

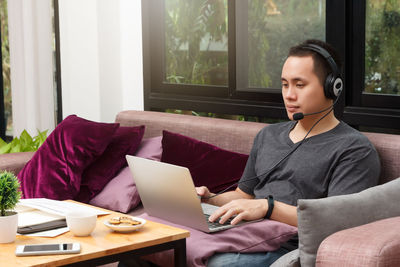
[238,121,380,205]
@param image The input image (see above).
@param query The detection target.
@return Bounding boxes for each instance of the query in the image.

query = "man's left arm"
[210,187,299,226]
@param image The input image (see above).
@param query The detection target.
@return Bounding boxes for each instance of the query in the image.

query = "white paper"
[18,198,109,217]
[15,198,110,228]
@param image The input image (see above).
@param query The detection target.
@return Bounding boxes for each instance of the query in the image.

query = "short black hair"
[288,39,342,86]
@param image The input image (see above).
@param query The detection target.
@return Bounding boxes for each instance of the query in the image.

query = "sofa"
[1,110,400,266]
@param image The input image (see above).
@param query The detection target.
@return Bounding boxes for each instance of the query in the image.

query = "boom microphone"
[293,105,333,121]
[293,89,342,121]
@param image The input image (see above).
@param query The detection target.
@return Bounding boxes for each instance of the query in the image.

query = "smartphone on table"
[15,243,81,256]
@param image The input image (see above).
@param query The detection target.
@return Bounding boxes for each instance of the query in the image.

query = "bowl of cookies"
[104,215,146,232]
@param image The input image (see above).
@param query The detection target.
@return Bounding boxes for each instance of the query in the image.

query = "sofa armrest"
[0,152,35,175]
[316,216,400,267]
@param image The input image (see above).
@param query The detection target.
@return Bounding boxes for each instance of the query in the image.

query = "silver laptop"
[126,155,252,233]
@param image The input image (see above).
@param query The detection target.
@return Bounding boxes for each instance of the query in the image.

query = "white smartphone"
[15,243,81,256]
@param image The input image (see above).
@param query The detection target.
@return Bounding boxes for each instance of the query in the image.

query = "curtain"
[7,0,55,137]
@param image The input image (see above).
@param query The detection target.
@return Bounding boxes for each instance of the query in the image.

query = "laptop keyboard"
[204,214,233,229]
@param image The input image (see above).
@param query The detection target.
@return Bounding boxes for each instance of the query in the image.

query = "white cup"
[66,211,97,236]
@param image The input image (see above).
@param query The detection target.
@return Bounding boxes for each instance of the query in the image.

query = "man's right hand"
[195,186,215,202]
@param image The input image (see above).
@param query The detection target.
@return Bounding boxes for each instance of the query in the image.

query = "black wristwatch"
[264,195,274,219]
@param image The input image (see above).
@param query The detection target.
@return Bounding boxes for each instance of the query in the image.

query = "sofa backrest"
[116,110,400,184]
[116,110,266,155]
[362,132,400,184]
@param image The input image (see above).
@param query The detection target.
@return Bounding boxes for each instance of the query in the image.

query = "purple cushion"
[140,213,298,267]
[75,125,145,202]
[18,115,119,200]
[161,130,249,192]
[89,136,162,212]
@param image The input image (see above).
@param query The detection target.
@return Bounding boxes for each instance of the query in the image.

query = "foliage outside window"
[164,0,325,91]
[165,0,228,86]
[365,0,400,95]
[244,0,325,90]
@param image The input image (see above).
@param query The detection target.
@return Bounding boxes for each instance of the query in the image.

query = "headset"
[301,43,343,100]
[292,43,344,121]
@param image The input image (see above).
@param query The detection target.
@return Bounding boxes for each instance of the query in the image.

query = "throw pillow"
[75,125,145,202]
[18,115,119,200]
[161,130,249,193]
[297,177,400,267]
[89,136,162,212]
[140,213,297,267]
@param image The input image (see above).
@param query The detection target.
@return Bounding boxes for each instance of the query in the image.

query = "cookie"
[108,217,121,225]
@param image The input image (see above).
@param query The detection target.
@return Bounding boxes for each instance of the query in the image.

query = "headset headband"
[301,43,340,76]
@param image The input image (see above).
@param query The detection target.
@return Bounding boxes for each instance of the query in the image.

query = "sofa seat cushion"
[18,115,119,200]
[161,130,249,193]
[297,177,400,267]
[316,216,400,267]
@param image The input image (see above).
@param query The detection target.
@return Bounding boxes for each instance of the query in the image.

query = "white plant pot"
[0,211,18,243]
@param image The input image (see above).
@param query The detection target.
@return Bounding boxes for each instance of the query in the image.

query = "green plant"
[0,171,21,216]
[0,129,48,154]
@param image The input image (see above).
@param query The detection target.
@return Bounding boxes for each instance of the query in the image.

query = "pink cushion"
[18,115,119,200]
[75,125,145,202]
[161,130,249,193]
[140,213,298,267]
[316,216,400,267]
[89,136,162,213]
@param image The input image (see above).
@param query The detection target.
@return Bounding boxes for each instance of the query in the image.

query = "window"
[142,0,400,131]
[365,0,400,96]
[343,0,400,129]
[165,0,228,87]
[236,1,325,91]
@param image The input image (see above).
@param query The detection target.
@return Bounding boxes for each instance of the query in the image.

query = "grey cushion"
[270,249,300,267]
[297,177,400,267]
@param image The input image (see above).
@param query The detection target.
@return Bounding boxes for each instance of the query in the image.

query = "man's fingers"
[195,186,207,196]
[218,208,238,224]
[230,212,246,225]
[209,207,225,222]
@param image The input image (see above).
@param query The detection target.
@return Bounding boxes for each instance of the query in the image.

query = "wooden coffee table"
[0,203,190,267]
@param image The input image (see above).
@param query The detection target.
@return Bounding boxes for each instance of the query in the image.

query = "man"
[197,39,380,266]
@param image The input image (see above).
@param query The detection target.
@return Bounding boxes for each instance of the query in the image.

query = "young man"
[197,39,380,266]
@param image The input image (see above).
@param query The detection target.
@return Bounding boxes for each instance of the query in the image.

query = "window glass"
[165,0,228,86]
[365,0,400,95]
[0,0,11,136]
[237,0,325,91]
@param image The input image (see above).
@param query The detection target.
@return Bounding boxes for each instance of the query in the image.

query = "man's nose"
[284,86,297,100]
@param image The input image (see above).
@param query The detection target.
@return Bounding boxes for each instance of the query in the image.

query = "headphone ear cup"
[324,74,336,99]
[333,77,343,98]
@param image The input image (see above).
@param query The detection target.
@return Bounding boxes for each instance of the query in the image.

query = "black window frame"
[142,0,400,130]
[0,19,7,140]
[0,19,5,140]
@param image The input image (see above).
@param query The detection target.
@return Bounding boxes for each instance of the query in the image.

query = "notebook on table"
[126,155,257,233]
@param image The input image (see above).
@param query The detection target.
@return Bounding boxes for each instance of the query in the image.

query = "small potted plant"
[0,171,21,243]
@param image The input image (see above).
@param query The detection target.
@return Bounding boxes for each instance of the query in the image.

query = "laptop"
[126,155,254,233]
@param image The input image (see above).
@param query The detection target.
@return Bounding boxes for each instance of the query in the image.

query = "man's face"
[281,56,332,121]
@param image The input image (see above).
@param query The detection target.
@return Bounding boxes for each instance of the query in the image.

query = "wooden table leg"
[174,239,187,267]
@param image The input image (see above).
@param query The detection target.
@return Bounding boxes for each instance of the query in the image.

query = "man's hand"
[209,198,268,225]
[195,186,215,202]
